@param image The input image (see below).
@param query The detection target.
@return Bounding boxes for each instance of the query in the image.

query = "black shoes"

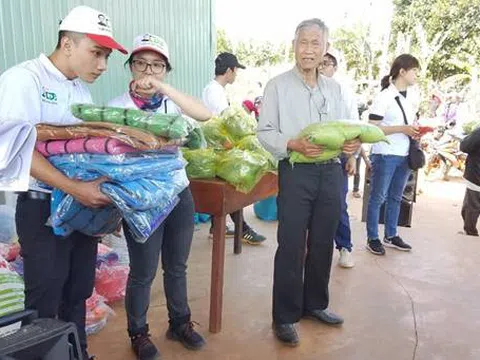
[272,322,299,347]
[303,309,344,326]
[166,321,206,351]
[130,330,160,360]
[383,236,412,251]
[366,238,386,255]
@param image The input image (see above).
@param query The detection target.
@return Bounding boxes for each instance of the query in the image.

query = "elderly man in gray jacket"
[257,18,361,346]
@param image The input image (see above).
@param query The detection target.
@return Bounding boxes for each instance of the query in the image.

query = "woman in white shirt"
[366,54,420,256]
[108,33,211,359]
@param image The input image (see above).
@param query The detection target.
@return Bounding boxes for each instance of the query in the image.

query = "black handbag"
[394,96,425,170]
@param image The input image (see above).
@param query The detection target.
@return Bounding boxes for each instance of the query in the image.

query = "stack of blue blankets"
[47,152,189,243]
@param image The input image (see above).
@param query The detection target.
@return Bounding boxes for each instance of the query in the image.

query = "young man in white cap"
[109,33,210,360]
[202,52,268,245]
[0,5,127,359]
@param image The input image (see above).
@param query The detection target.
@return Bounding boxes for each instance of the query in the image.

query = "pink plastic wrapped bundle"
[36,123,174,151]
[95,263,129,303]
[0,243,20,262]
[36,137,137,157]
[85,288,114,336]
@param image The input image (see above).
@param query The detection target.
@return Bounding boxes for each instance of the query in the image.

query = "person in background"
[108,33,210,360]
[459,126,480,236]
[202,52,267,245]
[258,18,362,346]
[254,96,263,115]
[352,99,374,199]
[0,6,127,359]
[442,94,461,128]
[320,49,359,268]
[429,93,442,118]
[366,54,420,256]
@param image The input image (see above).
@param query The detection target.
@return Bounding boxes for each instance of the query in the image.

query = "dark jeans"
[334,160,352,251]
[124,188,194,336]
[353,156,361,192]
[462,188,480,236]
[15,194,98,353]
[273,160,342,324]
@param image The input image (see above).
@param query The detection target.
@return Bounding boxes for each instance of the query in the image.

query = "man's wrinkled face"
[294,25,328,72]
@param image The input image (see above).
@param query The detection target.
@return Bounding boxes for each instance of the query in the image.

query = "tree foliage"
[390,0,480,81]
[216,29,293,67]
[216,28,233,54]
[332,25,383,81]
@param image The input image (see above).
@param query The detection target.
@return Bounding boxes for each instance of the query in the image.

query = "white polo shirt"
[108,92,181,115]
[0,54,93,191]
[0,54,92,126]
[369,83,417,156]
[202,80,228,115]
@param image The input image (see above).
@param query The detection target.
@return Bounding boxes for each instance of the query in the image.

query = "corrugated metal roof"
[0,0,215,103]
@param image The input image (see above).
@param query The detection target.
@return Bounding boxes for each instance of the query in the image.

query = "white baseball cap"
[59,6,127,54]
[325,47,341,63]
[132,33,170,62]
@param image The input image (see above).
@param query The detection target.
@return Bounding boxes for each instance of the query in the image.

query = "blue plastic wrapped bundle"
[123,196,180,243]
[48,152,186,182]
[48,152,189,242]
[102,179,176,212]
[101,169,188,213]
[50,189,122,237]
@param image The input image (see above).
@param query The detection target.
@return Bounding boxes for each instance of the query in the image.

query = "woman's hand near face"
[132,77,164,97]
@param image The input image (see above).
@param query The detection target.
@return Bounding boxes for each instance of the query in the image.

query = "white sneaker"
[338,248,355,268]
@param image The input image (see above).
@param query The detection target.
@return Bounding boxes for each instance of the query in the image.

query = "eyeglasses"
[132,59,166,73]
[321,61,335,68]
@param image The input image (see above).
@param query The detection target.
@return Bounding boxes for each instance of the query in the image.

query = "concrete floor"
[88,177,480,360]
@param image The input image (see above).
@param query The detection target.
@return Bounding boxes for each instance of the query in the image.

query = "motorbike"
[422,125,466,180]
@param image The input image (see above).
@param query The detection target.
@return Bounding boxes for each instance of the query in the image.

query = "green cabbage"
[216,149,269,193]
[182,148,217,179]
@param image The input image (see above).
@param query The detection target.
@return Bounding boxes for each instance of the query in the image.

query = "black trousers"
[273,160,342,324]
[462,188,480,236]
[15,194,98,353]
[123,189,194,336]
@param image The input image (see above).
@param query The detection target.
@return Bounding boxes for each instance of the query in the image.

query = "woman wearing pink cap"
[108,33,211,360]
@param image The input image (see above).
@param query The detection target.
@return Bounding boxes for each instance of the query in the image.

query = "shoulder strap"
[394,96,408,126]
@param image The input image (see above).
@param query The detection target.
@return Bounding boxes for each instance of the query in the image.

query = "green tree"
[332,24,382,81]
[390,0,480,81]
[216,29,292,67]
[216,28,233,54]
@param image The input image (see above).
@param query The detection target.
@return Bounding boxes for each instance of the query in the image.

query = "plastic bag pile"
[184,106,276,193]
[35,104,199,243]
[86,243,129,336]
